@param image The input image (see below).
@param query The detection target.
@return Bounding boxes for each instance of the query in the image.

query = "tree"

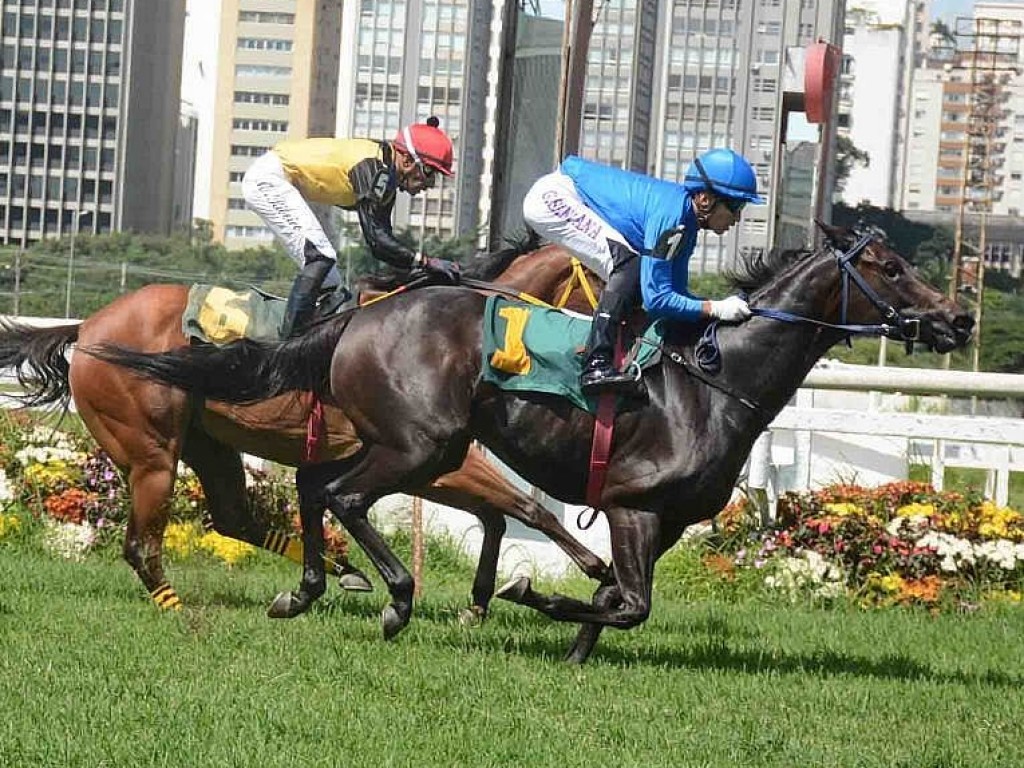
[834,135,870,195]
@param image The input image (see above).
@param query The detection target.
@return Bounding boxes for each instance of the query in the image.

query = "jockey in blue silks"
[522,148,765,394]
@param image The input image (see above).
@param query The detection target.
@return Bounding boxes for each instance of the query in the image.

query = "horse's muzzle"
[913,309,974,354]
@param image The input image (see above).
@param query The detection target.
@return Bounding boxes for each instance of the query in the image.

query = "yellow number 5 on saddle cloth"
[182,285,288,345]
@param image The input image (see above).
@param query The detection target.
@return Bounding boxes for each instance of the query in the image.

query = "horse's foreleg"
[496,509,659,660]
[462,508,504,624]
[565,582,619,665]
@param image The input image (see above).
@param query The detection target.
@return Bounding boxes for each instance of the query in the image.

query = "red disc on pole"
[805,42,841,124]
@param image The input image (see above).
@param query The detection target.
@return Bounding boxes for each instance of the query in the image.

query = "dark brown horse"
[0,242,607,617]
[90,225,973,659]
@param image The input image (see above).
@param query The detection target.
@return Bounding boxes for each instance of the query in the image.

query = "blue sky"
[931,0,976,23]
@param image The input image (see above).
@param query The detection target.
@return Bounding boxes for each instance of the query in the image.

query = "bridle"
[750,233,921,346]
[649,234,928,413]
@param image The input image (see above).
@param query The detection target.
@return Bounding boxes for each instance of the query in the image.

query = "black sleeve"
[355,197,418,269]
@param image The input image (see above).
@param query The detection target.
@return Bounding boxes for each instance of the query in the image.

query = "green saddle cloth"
[182,285,286,344]
[480,295,662,413]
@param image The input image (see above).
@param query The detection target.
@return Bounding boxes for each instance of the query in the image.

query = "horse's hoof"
[458,605,486,627]
[267,591,307,619]
[338,571,373,593]
[381,604,408,641]
[496,576,531,604]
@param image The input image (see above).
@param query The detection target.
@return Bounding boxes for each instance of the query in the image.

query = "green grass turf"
[1,546,1022,768]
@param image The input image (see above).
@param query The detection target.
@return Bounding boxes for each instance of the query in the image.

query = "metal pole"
[556,0,594,160]
[13,250,20,316]
[65,209,92,318]
[64,211,78,319]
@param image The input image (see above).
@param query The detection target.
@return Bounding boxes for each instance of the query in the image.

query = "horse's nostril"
[953,313,975,331]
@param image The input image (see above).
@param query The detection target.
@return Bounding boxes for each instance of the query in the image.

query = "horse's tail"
[0,319,79,408]
[85,315,350,403]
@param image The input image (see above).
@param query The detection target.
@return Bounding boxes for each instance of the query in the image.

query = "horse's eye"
[883,260,902,279]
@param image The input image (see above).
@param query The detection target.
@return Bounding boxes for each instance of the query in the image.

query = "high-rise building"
[0,0,186,245]
[840,1,919,209]
[646,0,847,271]
[209,0,342,249]
[336,0,476,244]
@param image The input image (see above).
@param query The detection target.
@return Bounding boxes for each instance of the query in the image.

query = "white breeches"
[241,151,342,288]
[521,170,633,281]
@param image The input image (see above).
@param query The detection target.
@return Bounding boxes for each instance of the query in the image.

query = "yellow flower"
[823,502,862,517]
[865,572,905,595]
[0,513,22,540]
[199,531,254,565]
[163,521,202,556]
[880,573,905,594]
[977,501,1023,541]
[895,502,935,518]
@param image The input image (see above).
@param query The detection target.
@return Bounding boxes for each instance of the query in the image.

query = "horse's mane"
[353,230,541,292]
[724,246,817,293]
[461,229,541,280]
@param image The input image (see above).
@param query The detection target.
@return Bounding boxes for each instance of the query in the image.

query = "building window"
[235,65,291,78]
[234,91,291,105]
[232,118,289,132]
[237,38,293,51]
[238,11,295,24]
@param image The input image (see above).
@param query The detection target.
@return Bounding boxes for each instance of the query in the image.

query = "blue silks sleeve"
[640,255,705,322]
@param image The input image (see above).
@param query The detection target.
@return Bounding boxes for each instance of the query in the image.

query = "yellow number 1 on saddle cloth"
[490,305,533,375]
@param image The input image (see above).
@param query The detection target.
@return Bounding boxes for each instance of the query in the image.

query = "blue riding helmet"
[683,148,765,205]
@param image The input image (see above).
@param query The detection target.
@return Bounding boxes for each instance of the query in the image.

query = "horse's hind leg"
[418,445,611,617]
[123,462,181,609]
[182,428,372,593]
[326,490,415,640]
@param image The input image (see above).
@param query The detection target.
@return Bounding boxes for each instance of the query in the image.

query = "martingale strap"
[304,394,325,463]
[555,258,600,310]
[584,330,624,512]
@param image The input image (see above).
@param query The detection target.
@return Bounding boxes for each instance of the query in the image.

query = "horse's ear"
[815,219,853,249]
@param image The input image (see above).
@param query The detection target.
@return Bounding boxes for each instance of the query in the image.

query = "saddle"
[481,296,662,414]
[182,284,351,345]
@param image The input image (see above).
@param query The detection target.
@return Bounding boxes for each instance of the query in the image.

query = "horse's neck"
[496,246,594,308]
[704,255,845,425]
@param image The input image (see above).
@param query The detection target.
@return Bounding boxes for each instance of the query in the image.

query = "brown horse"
[0,242,607,617]
[89,226,973,658]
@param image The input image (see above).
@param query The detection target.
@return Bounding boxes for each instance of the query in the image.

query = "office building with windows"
[0,0,186,244]
[209,0,342,248]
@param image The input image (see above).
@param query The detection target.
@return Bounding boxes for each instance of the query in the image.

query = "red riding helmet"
[393,116,454,177]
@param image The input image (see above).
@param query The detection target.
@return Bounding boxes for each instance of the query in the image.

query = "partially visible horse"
[0,240,608,617]
[89,225,972,658]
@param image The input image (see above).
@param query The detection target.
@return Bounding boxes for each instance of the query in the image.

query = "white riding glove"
[708,296,752,323]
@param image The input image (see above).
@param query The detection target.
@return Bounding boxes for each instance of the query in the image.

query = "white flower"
[975,540,1024,573]
[887,515,929,538]
[42,519,96,561]
[764,549,846,600]
[14,445,85,466]
[0,469,12,503]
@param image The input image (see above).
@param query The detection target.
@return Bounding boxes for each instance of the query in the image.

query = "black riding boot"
[580,251,641,395]
[280,245,334,339]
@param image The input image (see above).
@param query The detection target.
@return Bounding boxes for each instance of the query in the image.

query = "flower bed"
[0,411,343,565]
[713,481,1024,609]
